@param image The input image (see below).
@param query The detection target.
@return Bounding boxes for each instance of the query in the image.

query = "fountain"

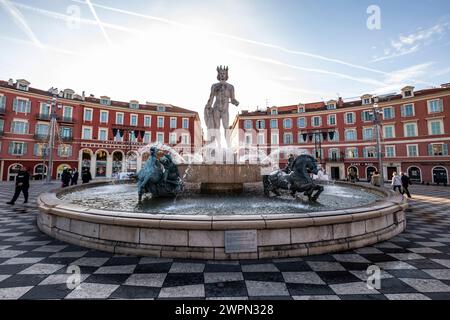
[36,66,407,260]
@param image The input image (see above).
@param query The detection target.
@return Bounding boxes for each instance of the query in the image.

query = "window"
[429,143,448,156]
[244,134,252,145]
[144,116,151,127]
[181,133,190,145]
[328,114,336,126]
[345,112,355,124]
[283,133,293,144]
[363,147,376,158]
[98,128,108,141]
[182,118,189,129]
[283,118,292,129]
[13,98,31,113]
[100,98,110,106]
[114,130,123,142]
[363,128,374,140]
[404,123,417,137]
[329,130,339,142]
[427,99,443,114]
[129,102,139,109]
[326,104,336,110]
[312,116,321,127]
[244,120,252,130]
[116,113,124,125]
[271,133,279,145]
[401,104,414,117]
[404,90,412,98]
[256,120,265,129]
[63,106,73,120]
[0,119,4,133]
[407,145,418,157]
[329,149,340,161]
[130,114,138,126]
[429,120,443,135]
[33,143,48,157]
[271,108,278,115]
[143,132,151,144]
[9,142,27,155]
[157,116,164,128]
[383,125,395,139]
[35,123,49,135]
[298,106,305,113]
[157,105,166,112]
[298,132,306,143]
[129,132,137,142]
[98,110,108,123]
[257,133,265,145]
[170,117,177,129]
[385,146,396,158]
[383,107,394,120]
[345,129,357,141]
[60,127,72,139]
[362,98,371,105]
[346,148,358,158]
[270,119,278,129]
[297,117,306,128]
[361,110,374,122]
[169,132,177,144]
[12,120,29,134]
[0,95,6,111]
[156,132,164,143]
[83,108,93,121]
[57,145,72,157]
[82,127,92,140]
[40,103,51,115]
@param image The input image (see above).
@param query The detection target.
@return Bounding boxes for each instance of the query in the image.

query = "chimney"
[8,79,13,86]
[441,83,450,88]
[89,94,94,98]
[82,91,85,101]
[337,97,344,107]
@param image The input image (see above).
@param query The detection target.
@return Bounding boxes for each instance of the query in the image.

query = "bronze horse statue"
[263,154,324,202]
[136,147,183,202]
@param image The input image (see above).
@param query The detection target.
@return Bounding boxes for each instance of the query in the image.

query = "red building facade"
[0,79,202,181]
[231,84,450,184]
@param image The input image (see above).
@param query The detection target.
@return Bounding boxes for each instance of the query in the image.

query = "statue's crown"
[217,65,229,73]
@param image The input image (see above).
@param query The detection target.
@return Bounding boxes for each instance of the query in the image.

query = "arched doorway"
[347,166,358,177]
[82,149,92,173]
[56,164,71,179]
[407,166,422,183]
[126,151,138,173]
[433,167,448,185]
[366,166,377,182]
[8,163,23,181]
[34,164,47,180]
[95,150,108,177]
[112,151,123,175]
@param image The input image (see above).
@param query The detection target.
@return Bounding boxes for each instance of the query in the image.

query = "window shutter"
[25,122,29,134]
[440,99,444,112]
[401,106,405,117]
[22,143,27,155]
[13,98,18,111]
[428,144,433,156]
[34,144,39,156]
[443,144,449,156]
[0,96,5,109]
[26,101,31,113]
[355,149,359,158]
[363,148,367,158]
[8,142,13,154]
[68,146,72,157]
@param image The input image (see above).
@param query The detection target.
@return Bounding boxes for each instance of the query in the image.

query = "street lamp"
[372,97,384,184]
[45,95,58,183]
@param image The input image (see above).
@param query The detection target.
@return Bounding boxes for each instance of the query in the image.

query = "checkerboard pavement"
[1,181,450,300]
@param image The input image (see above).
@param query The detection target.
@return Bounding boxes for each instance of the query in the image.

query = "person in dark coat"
[283,154,295,174]
[71,168,79,185]
[401,172,412,198]
[7,167,30,205]
[81,169,92,184]
[61,168,71,188]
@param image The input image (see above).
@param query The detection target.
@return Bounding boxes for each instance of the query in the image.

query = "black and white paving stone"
[0,181,450,300]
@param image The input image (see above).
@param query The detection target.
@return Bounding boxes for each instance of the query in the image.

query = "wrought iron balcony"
[35,113,61,121]
[61,135,74,142]
[34,133,49,141]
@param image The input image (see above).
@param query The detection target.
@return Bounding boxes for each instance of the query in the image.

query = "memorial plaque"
[224,230,258,253]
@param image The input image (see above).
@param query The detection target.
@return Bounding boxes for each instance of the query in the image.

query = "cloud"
[0,0,42,47]
[373,22,450,62]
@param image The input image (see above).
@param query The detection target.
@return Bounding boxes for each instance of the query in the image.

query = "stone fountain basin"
[37,181,407,260]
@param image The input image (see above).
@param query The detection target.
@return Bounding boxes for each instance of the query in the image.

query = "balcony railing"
[35,113,61,121]
[59,116,74,123]
[61,135,74,142]
[34,133,49,141]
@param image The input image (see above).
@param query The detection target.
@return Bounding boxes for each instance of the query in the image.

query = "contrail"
[85,0,112,46]
[0,0,43,47]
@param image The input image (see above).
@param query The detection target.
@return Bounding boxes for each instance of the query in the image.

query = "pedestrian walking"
[61,168,71,188]
[71,168,79,185]
[401,172,412,198]
[81,169,92,184]
[6,167,30,205]
[370,171,381,187]
[391,172,402,194]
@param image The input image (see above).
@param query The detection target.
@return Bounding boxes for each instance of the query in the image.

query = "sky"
[0,0,450,124]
